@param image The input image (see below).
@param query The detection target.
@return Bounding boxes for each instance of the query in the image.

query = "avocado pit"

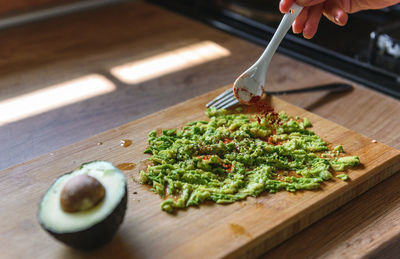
[60,174,106,213]
[38,161,127,250]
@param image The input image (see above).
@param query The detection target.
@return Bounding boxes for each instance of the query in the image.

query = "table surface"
[1,1,399,258]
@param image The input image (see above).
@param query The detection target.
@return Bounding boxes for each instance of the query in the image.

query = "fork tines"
[206,88,239,109]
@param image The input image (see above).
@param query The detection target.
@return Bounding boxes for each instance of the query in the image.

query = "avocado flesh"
[38,161,127,250]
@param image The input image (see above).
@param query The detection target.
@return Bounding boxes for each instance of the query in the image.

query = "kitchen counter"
[1,1,399,257]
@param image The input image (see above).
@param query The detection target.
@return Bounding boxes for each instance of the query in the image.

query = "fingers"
[283,0,352,39]
[292,7,309,34]
[279,0,296,13]
[302,3,323,39]
[322,1,348,26]
[280,0,326,13]
[344,0,400,13]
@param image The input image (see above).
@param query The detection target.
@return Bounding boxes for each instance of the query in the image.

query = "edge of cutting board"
[1,86,400,259]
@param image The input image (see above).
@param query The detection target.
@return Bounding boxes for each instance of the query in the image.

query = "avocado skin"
[40,187,127,250]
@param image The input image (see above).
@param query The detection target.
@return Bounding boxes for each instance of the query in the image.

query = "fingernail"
[334,15,341,24]
[303,32,312,39]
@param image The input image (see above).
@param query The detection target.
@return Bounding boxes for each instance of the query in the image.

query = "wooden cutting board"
[1,86,400,259]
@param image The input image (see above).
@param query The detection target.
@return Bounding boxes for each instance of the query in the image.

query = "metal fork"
[206,83,352,109]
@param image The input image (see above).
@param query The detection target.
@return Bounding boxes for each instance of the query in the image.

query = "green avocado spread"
[140,108,360,213]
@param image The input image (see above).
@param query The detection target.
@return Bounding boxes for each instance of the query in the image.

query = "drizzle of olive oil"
[120,139,132,147]
[116,163,136,171]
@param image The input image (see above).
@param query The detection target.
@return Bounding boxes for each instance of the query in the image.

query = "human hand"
[279,0,400,39]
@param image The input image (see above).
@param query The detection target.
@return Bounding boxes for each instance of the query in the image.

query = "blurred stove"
[148,0,400,99]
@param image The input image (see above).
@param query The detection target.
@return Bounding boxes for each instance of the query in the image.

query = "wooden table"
[1,1,399,257]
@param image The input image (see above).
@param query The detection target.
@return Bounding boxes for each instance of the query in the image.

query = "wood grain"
[1,87,399,259]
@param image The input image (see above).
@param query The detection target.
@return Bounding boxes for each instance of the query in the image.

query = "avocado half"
[38,161,127,250]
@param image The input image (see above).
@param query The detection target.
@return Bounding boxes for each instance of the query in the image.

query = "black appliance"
[148,0,400,99]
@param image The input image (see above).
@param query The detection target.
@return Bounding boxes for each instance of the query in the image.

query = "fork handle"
[265,83,352,95]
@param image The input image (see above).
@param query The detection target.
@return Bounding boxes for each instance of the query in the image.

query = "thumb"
[296,0,326,6]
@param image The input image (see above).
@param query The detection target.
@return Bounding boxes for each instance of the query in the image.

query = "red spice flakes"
[261,136,278,146]
[202,155,212,160]
[248,95,261,103]
[276,170,302,181]
[222,163,233,172]
[199,145,212,153]
[250,99,281,125]
[233,86,262,104]
[267,136,275,145]
[223,138,233,144]
[253,99,274,115]
[233,87,239,98]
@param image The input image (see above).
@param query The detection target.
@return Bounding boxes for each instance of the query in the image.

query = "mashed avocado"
[337,174,349,181]
[140,108,360,213]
